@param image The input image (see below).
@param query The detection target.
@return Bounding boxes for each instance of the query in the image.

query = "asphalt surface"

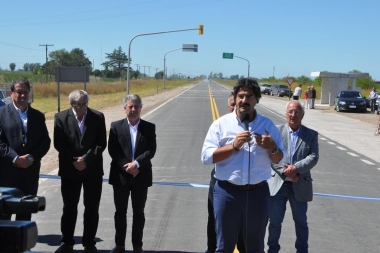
[23,80,380,253]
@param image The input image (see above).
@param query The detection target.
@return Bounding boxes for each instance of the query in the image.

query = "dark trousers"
[60,175,103,247]
[0,171,38,221]
[207,174,246,253]
[113,184,148,248]
[214,180,269,253]
[293,96,299,100]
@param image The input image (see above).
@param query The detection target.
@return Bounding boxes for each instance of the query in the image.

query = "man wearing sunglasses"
[54,90,107,253]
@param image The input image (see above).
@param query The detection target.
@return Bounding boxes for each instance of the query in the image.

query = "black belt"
[221,180,266,190]
[283,181,293,186]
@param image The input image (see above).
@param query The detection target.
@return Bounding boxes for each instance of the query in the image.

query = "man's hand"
[124,162,139,177]
[73,156,87,171]
[283,164,299,178]
[14,154,33,169]
[254,130,277,151]
[233,130,252,149]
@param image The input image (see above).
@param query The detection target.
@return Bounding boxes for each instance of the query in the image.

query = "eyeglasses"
[286,110,303,115]
[237,94,255,100]
[126,105,141,109]
[71,102,88,108]
[14,91,29,96]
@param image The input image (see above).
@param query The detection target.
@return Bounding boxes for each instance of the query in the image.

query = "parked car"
[270,84,293,97]
[259,83,271,95]
[334,90,367,113]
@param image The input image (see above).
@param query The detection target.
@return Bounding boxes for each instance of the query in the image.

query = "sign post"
[286,78,295,101]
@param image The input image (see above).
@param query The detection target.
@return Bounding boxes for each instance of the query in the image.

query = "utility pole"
[147,66,152,78]
[39,44,54,83]
[143,66,148,78]
[135,64,140,79]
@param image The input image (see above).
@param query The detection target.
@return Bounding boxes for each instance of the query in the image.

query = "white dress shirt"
[201,111,285,185]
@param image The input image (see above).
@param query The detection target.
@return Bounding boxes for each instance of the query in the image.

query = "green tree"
[23,63,30,71]
[9,63,16,71]
[102,46,129,78]
[49,48,91,67]
[296,75,312,85]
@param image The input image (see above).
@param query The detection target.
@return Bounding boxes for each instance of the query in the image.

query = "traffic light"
[198,25,204,35]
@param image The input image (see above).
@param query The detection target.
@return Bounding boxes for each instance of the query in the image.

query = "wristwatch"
[271,147,279,154]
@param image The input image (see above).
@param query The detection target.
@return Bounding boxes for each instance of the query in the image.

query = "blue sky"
[1,0,379,80]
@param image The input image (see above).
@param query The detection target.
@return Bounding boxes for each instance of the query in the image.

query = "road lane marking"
[347,152,358,157]
[361,159,375,165]
[327,141,336,145]
[336,146,346,150]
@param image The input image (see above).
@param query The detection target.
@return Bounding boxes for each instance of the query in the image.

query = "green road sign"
[223,52,234,59]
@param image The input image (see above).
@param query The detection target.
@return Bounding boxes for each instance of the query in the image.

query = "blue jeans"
[370,99,376,112]
[267,185,308,253]
[214,180,269,253]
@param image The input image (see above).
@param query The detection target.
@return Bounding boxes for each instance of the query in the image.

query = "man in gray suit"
[267,100,319,253]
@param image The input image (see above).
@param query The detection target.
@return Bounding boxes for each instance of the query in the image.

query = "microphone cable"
[244,135,251,253]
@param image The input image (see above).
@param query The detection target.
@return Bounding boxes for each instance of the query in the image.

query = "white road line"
[378,168,380,171]
[347,152,358,157]
[327,141,336,145]
[361,159,375,165]
[320,137,327,140]
[337,146,346,150]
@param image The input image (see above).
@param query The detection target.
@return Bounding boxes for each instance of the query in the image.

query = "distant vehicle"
[270,84,293,97]
[259,83,271,95]
[334,90,367,113]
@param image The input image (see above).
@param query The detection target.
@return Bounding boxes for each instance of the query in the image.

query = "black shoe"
[84,245,98,253]
[133,247,144,253]
[110,246,125,253]
[55,243,74,253]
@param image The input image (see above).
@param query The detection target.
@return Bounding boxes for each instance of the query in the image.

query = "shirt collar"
[128,118,140,129]
[288,125,301,134]
[71,108,87,120]
[13,103,28,114]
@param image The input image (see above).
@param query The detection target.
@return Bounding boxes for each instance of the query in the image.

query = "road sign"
[182,44,198,52]
[223,52,234,59]
[286,78,295,86]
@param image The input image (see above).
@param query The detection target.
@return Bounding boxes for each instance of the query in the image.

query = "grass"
[29,78,198,119]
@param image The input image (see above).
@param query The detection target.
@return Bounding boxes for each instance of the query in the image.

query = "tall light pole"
[235,55,250,78]
[164,48,181,89]
[126,25,203,94]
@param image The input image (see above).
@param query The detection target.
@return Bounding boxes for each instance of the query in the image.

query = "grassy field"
[0,71,199,119]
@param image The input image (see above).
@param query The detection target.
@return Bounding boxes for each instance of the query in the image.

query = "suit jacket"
[268,124,319,202]
[108,118,156,187]
[0,104,51,185]
[54,108,107,178]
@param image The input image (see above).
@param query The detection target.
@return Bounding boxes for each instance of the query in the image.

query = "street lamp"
[235,55,250,78]
[126,25,203,94]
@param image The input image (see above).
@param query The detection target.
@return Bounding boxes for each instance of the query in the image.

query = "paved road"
[28,80,380,253]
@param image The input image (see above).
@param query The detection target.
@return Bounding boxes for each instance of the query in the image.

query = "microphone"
[241,112,250,131]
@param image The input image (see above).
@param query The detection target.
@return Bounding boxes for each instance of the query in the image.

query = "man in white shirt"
[293,84,302,100]
[201,78,285,253]
[369,87,378,113]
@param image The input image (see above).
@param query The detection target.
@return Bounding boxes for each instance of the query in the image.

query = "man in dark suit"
[0,78,50,221]
[108,94,156,253]
[267,100,319,253]
[54,90,107,253]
